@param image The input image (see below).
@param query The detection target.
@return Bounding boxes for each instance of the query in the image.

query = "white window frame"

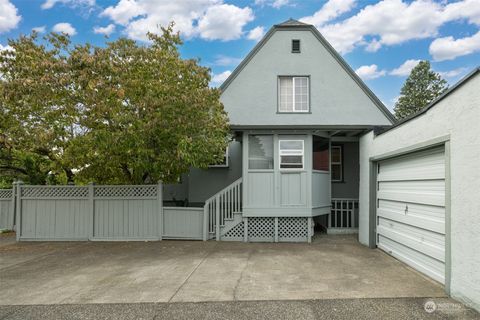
[209,146,229,168]
[279,139,304,170]
[278,76,309,113]
[331,145,342,181]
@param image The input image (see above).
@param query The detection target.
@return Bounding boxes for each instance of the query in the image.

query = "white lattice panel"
[21,186,88,198]
[223,221,244,239]
[94,186,157,198]
[0,189,12,199]
[248,217,275,238]
[278,217,308,239]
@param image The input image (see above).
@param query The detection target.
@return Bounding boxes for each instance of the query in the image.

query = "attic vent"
[292,39,300,53]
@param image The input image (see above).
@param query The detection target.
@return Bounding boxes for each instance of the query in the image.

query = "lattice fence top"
[22,186,89,198]
[0,189,12,199]
[94,185,157,198]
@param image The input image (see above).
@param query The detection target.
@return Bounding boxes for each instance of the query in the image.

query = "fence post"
[215,194,220,241]
[15,181,22,241]
[203,203,208,241]
[157,181,163,241]
[11,182,16,231]
[88,182,95,240]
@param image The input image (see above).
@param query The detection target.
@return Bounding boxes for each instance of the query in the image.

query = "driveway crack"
[167,243,218,303]
[233,247,253,301]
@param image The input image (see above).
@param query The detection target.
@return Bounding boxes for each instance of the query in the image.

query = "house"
[164,18,395,243]
[161,19,480,309]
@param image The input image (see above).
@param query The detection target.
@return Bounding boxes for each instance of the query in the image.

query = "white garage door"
[376,147,446,284]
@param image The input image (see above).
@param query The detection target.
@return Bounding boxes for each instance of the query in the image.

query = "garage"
[376,146,446,284]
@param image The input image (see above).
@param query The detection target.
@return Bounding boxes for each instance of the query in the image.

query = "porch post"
[307,217,312,243]
[243,217,248,242]
[274,217,278,242]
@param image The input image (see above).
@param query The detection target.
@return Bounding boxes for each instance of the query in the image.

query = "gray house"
[164,19,395,242]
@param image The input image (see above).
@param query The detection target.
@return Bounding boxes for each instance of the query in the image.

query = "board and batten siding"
[376,147,446,284]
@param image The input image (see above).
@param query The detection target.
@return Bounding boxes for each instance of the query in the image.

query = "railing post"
[215,194,220,241]
[88,182,95,240]
[157,181,163,241]
[203,203,208,241]
[15,181,23,241]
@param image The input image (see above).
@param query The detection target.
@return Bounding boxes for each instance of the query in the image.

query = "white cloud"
[437,67,468,79]
[254,0,290,9]
[355,64,386,80]
[0,0,21,34]
[32,26,46,33]
[390,59,421,76]
[41,0,95,10]
[101,0,254,42]
[93,24,115,36]
[0,43,13,52]
[301,0,356,26]
[52,22,77,35]
[214,55,242,66]
[197,4,253,41]
[211,70,231,86]
[429,31,480,61]
[247,26,265,41]
[303,0,480,54]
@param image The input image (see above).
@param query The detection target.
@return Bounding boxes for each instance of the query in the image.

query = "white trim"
[278,76,309,113]
[279,139,304,170]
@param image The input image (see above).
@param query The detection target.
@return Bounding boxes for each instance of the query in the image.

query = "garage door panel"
[378,235,445,284]
[377,208,444,234]
[378,199,444,220]
[377,146,445,284]
[377,219,445,262]
[378,149,445,182]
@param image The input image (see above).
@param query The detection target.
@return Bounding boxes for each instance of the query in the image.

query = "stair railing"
[203,177,242,241]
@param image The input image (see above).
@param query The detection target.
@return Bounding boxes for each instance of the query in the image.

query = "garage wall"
[359,71,480,310]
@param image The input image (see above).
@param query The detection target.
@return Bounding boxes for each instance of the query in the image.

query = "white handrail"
[203,177,243,241]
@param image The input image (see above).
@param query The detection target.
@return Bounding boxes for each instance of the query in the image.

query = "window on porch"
[248,135,274,169]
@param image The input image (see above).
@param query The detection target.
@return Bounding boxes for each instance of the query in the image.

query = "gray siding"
[163,141,243,204]
[221,29,392,127]
[332,142,359,199]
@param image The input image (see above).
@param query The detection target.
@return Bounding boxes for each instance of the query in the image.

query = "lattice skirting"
[222,217,311,242]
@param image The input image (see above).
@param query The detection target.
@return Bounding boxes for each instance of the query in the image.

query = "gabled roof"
[219,19,396,124]
[376,67,480,135]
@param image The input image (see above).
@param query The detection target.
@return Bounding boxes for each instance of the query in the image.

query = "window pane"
[279,140,303,151]
[248,135,274,169]
[294,77,308,111]
[332,164,342,181]
[332,146,341,163]
[281,155,302,164]
[279,77,293,112]
[312,135,329,171]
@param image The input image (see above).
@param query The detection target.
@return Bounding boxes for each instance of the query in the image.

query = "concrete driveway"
[0,233,447,305]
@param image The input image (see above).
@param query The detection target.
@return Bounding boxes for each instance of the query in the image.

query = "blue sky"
[1,0,479,111]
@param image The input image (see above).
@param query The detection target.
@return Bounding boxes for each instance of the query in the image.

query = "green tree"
[0,24,229,185]
[394,61,448,119]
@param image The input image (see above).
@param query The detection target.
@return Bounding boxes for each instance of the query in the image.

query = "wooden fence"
[9,182,204,241]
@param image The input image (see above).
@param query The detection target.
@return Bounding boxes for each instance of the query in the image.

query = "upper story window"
[279,140,304,169]
[292,39,301,53]
[278,76,309,113]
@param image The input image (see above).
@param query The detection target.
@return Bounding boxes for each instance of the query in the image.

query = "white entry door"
[376,147,446,284]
